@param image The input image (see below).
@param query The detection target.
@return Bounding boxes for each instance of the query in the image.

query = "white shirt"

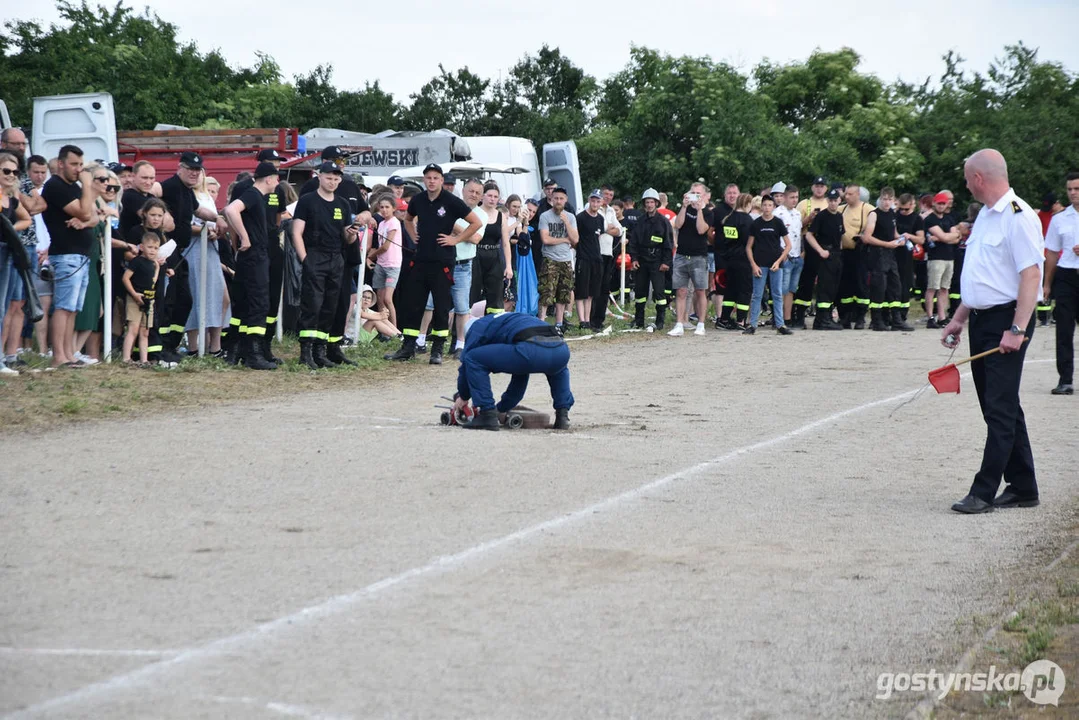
[598,204,622,256]
[1045,205,1079,270]
[775,205,802,257]
[960,188,1044,309]
[452,208,486,261]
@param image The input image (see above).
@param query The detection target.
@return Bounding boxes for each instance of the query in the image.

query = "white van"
[1,93,119,164]
[464,136,583,210]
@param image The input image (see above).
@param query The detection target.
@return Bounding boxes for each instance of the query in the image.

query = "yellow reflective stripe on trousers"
[486,308,504,314]
[793,299,812,307]
[327,336,342,344]
[229,318,242,326]
[266,316,277,324]
[430,329,449,338]
[402,328,420,337]
[246,326,267,336]
[299,330,319,339]
[735,304,750,311]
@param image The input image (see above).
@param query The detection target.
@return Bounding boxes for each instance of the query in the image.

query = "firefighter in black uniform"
[225,149,290,365]
[386,164,483,364]
[895,193,925,324]
[221,161,279,369]
[300,146,373,366]
[804,189,845,330]
[628,188,673,330]
[863,188,914,331]
[291,162,361,369]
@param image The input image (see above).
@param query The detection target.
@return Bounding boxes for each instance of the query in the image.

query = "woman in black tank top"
[470,182,512,312]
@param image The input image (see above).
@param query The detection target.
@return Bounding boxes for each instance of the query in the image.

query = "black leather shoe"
[993,491,1040,509]
[951,494,994,514]
[553,408,570,430]
[1051,383,1073,395]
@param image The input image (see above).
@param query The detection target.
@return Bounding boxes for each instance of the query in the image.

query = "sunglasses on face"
[106,185,121,192]
[0,168,18,176]
[94,176,109,182]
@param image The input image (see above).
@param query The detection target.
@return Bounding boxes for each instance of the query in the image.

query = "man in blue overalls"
[453,312,574,430]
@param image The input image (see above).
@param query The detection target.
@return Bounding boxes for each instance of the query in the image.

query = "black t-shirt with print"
[575,210,605,263]
[299,176,370,217]
[231,178,289,230]
[809,209,845,251]
[41,176,94,256]
[720,211,754,261]
[924,213,955,261]
[678,208,713,256]
[407,190,473,265]
[748,216,788,268]
[293,191,351,252]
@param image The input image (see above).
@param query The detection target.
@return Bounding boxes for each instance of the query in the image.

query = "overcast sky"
[8,0,1078,108]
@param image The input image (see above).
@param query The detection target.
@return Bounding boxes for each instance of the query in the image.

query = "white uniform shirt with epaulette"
[959,188,1044,309]
[1045,205,1079,271]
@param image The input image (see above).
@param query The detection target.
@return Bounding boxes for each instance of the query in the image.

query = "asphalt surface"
[1,324,1075,719]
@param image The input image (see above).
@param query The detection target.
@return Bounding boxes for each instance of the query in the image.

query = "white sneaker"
[0,364,18,376]
[694,322,706,336]
[73,352,99,366]
[667,323,684,337]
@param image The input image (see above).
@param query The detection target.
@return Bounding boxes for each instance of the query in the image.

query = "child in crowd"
[356,285,400,343]
[121,232,161,364]
[368,197,402,327]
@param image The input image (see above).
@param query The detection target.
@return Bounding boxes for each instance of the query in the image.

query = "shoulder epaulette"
[1011,201,1022,214]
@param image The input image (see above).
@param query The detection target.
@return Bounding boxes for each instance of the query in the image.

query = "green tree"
[753,48,883,130]
[404,65,489,133]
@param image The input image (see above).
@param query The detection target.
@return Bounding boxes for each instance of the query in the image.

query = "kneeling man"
[454,312,574,430]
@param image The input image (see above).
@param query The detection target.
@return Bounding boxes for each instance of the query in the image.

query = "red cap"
[933,192,950,204]
[396,198,408,212]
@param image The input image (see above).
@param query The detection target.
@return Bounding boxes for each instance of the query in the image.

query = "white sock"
[455,340,465,350]
[416,334,426,347]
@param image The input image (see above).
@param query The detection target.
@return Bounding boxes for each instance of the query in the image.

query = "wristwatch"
[1009,324,1024,336]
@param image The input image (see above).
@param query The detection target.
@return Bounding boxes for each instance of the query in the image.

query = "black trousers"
[634,260,667,313]
[838,247,870,319]
[266,234,284,331]
[815,251,842,310]
[235,244,269,334]
[794,246,820,311]
[399,261,453,341]
[720,256,752,322]
[913,259,928,305]
[574,258,602,301]
[868,249,901,312]
[590,254,615,328]
[160,263,191,349]
[298,249,344,341]
[967,307,1037,502]
[328,262,354,344]
[949,249,965,314]
[896,247,913,314]
[471,247,505,311]
[1054,267,1079,384]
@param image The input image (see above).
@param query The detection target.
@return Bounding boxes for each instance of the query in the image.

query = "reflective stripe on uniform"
[430,329,449,338]
[246,326,267,336]
[328,336,342,344]
[402,328,420,337]
[299,329,319,338]
[793,299,813,307]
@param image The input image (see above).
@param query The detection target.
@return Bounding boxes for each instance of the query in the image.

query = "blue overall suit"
[457,313,575,412]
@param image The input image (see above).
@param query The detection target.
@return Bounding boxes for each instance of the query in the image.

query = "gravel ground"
[1,325,1075,719]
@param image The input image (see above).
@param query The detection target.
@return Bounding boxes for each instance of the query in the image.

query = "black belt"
[455,259,472,266]
[513,325,562,343]
[971,301,1017,316]
[477,244,501,251]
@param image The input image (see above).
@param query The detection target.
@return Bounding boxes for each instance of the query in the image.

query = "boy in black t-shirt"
[574,190,605,329]
[122,233,161,364]
[804,189,846,329]
[745,195,793,335]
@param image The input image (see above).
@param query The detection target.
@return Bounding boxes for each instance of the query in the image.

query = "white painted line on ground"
[209,695,354,720]
[0,648,181,658]
[7,361,1057,719]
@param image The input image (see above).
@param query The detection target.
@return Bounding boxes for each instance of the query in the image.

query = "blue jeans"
[751,266,785,328]
[460,339,574,411]
[51,254,91,313]
[781,256,804,295]
[0,243,10,343]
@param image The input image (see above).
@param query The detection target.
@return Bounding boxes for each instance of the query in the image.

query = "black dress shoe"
[993,491,1040,509]
[951,494,994,514]
[1051,383,1074,395]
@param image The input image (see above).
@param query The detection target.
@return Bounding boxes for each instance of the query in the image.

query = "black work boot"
[654,304,666,331]
[385,337,416,361]
[244,335,277,370]
[429,339,444,365]
[792,305,806,329]
[853,307,867,330]
[891,309,915,332]
[870,309,889,331]
[313,340,338,368]
[326,341,356,366]
[633,304,646,329]
[222,328,240,365]
[262,334,282,366]
[299,340,319,370]
[553,408,570,430]
[463,408,500,431]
